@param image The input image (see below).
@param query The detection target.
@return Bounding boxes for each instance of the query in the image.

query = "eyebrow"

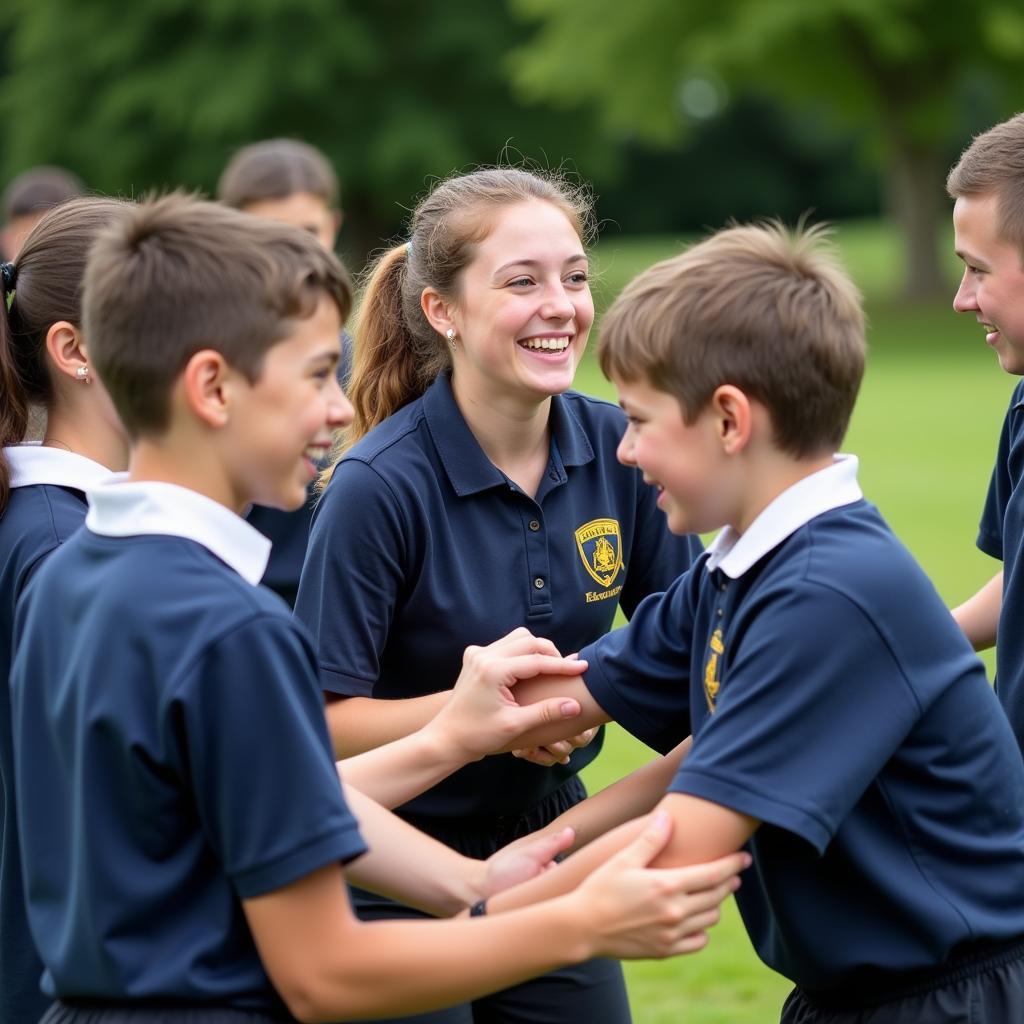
[491,254,588,278]
[954,248,988,269]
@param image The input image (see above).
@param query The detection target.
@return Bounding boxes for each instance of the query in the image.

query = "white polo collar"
[705,455,863,579]
[85,479,271,586]
[4,445,115,491]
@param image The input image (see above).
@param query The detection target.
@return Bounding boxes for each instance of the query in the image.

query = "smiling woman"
[294,167,704,1024]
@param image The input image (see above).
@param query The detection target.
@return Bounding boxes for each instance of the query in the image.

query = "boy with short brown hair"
[503,220,1024,1023]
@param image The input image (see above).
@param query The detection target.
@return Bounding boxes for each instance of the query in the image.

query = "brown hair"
[599,221,865,458]
[83,191,353,439]
[2,166,85,221]
[326,166,594,483]
[217,138,339,210]
[947,113,1024,255]
[0,196,128,513]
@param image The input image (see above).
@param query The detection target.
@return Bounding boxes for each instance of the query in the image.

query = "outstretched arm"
[336,629,587,807]
[244,812,749,1022]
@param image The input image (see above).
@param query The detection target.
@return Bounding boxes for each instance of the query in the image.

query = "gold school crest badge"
[575,518,624,588]
[704,628,724,712]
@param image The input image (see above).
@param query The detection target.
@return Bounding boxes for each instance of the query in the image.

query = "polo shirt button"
[548,471,559,481]
[717,608,723,617]
[529,519,541,532]
[534,577,545,589]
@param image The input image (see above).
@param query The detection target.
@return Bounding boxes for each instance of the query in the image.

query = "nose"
[952,271,978,313]
[541,282,575,322]
[616,428,637,467]
[327,376,354,430]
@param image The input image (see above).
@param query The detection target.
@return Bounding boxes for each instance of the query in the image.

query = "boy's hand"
[480,827,576,898]
[512,726,600,767]
[430,628,586,761]
[575,811,749,961]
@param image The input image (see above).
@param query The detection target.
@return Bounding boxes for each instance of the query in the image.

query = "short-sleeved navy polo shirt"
[582,458,1024,993]
[295,373,701,819]
[978,378,1024,749]
[11,481,366,1012]
[0,447,113,1024]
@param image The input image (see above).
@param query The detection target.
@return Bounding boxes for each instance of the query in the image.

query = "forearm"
[339,725,474,809]
[498,675,611,752]
[515,737,692,854]
[952,570,1002,651]
[299,903,590,1022]
[342,785,482,916]
[325,691,449,758]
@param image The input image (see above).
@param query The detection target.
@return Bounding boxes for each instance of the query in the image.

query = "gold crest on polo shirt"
[704,628,724,712]
[575,518,624,602]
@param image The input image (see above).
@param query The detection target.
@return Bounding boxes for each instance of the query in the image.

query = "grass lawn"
[572,220,1009,1022]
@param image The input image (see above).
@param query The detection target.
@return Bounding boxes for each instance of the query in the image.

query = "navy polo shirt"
[247,329,355,606]
[0,447,113,1024]
[978,378,1024,750]
[582,457,1024,994]
[295,372,700,819]
[10,480,366,1012]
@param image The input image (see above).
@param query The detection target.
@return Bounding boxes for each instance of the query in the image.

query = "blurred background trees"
[1,0,1021,294]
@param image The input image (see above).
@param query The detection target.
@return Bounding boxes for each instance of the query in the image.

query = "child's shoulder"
[0,484,88,589]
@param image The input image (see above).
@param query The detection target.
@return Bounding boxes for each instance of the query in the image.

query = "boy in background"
[1,166,84,260]
[948,112,1024,752]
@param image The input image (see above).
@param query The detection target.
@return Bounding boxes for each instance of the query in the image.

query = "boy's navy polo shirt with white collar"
[0,445,113,1024]
[978,377,1024,750]
[296,372,701,820]
[580,456,1024,995]
[10,479,366,1012]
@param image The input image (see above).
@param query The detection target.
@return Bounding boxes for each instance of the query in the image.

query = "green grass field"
[573,221,1010,1022]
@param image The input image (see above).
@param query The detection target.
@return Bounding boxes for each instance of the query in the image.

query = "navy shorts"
[781,935,1024,1023]
[39,1004,289,1024]
[348,776,632,1024]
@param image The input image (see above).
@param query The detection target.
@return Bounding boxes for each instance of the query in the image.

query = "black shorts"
[39,1004,290,1024]
[781,935,1024,1023]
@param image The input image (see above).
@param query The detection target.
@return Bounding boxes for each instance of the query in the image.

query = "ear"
[181,349,235,429]
[421,287,456,338]
[709,385,752,455]
[45,321,89,382]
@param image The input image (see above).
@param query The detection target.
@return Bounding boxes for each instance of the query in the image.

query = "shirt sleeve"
[294,458,410,696]
[619,468,703,620]
[978,382,1024,561]
[671,581,921,853]
[579,569,699,753]
[178,615,367,898]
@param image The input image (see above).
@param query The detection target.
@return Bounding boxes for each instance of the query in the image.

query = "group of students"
[2,111,1024,1024]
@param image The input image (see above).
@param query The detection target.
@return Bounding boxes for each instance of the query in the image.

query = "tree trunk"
[882,136,950,301]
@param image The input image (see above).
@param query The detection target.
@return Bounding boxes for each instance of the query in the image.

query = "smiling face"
[953,191,1024,376]
[441,199,594,408]
[614,375,730,536]
[230,294,352,511]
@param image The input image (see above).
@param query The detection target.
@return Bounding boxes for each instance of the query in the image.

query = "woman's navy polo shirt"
[10,481,366,1013]
[978,377,1024,751]
[581,458,1024,994]
[296,373,701,819]
[0,447,113,1024]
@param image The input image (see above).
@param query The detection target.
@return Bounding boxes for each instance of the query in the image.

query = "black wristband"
[469,899,488,917]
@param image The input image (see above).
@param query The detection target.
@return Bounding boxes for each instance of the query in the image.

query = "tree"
[0,0,615,265]
[510,0,1024,299]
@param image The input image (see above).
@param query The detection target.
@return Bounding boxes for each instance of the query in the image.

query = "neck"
[450,375,552,488]
[128,434,244,515]
[733,450,836,535]
[43,404,128,472]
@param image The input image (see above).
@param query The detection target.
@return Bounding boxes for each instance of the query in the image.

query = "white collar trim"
[4,445,115,491]
[705,455,862,579]
[85,479,271,586]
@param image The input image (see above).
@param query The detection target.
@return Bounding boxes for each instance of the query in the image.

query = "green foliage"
[511,0,1024,147]
[0,0,615,248]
